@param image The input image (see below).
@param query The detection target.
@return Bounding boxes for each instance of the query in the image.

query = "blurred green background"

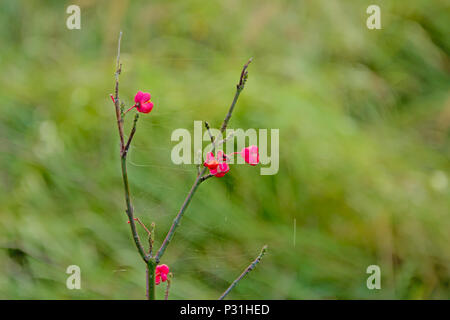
[0,0,449,299]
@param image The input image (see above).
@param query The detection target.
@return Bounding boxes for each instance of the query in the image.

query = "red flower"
[238,145,259,166]
[211,162,230,178]
[204,151,230,178]
[203,152,219,170]
[155,264,170,285]
[125,91,154,114]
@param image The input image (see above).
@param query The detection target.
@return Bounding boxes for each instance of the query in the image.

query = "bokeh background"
[0,0,449,299]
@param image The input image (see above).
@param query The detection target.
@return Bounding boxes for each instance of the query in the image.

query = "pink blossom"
[155,264,170,285]
[126,91,154,114]
[210,162,230,177]
[238,145,259,166]
[204,151,230,178]
[203,152,219,170]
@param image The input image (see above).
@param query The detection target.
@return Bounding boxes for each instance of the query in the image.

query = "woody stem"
[146,260,156,300]
[112,31,154,299]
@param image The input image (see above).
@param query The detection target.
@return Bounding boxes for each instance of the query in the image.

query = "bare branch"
[238,57,252,90]
[111,31,148,264]
[219,58,252,133]
[204,121,216,154]
[113,31,125,152]
[200,173,214,182]
[164,273,173,300]
[115,31,122,78]
[195,149,203,176]
[155,173,204,262]
[148,222,155,255]
[216,130,235,147]
[120,157,148,262]
[122,113,139,157]
[130,217,151,237]
[155,59,252,264]
[219,245,268,300]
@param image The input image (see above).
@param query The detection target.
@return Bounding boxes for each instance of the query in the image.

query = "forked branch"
[155,59,253,263]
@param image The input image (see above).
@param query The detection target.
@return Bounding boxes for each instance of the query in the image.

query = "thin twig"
[205,121,216,154]
[148,222,155,255]
[155,59,252,264]
[200,173,214,182]
[155,173,204,263]
[115,32,122,77]
[132,217,151,236]
[113,31,125,152]
[123,113,139,157]
[164,273,173,300]
[219,58,252,134]
[120,157,148,262]
[219,245,268,300]
[216,130,235,147]
[195,149,202,176]
[111,31,148,264]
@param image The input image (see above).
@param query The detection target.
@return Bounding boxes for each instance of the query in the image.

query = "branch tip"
[218,245,268,300]
[238,57,253,89]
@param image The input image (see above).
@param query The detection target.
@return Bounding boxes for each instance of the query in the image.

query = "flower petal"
[157,264,170,274]
[204,152,219,170]
[134,91,144,103]
[218,162,229,173]
[141,92,151,102]
[137,101,154,113]
[206,152,215,163]
[214,162,229,177]
[240,146,259,165]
